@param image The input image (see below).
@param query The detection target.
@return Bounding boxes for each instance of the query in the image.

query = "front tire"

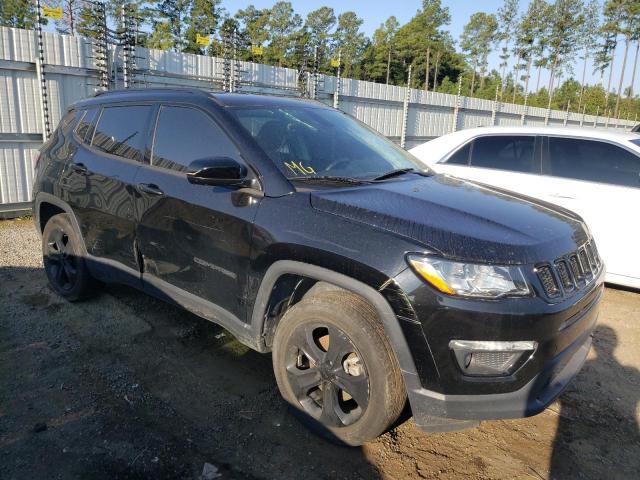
[272,289,405,446]
[42,213,94,301]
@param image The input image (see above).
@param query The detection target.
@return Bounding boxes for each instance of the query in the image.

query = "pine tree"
[331,11,366,78]
[460,12,498,94]
[0,0,39,29]
[496,0,520,89]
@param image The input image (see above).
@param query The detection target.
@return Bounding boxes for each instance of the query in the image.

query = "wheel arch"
[250,260,421,383]
[34,193,88,255]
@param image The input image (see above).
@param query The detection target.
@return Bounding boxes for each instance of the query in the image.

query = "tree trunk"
[512,58,521,104]
[629,41,639,98]
[605,44,617,108]
[535,64,542,92]
[433,52,441,90]
[615,38,630,118]
[547,54,558,97]
[424,46,430,91]
[523,56,533,97]
[68,0,75,36]
[500,38,509,94]
[470,59,477,95]
[386,47,391,85]
[578,46,588,112]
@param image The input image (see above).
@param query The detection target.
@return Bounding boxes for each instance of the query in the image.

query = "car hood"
[309,174,588,264]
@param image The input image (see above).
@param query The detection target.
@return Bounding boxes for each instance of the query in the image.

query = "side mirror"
[186,157,251,187]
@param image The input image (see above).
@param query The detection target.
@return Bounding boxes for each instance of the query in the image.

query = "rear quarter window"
[76,107,99,143]
[445,142,471,165]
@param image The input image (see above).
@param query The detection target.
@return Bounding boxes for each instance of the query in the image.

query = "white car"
[409,126,640,289]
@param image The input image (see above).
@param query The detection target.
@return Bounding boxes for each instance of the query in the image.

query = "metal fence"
[0,25,636,211]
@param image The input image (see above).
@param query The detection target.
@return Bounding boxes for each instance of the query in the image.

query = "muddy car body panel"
[33,88,602,436]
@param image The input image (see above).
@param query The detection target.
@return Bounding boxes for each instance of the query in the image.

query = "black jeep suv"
[33,88,603,445]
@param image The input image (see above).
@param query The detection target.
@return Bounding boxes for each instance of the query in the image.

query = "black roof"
[73,88,329,110]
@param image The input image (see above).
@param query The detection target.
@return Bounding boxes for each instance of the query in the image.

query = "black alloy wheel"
[42,213,94,301]
[285,323,369,427]
[272,289,406,446]
[44,227,79,291]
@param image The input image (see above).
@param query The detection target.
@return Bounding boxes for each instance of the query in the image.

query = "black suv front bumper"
[391,266,603,432]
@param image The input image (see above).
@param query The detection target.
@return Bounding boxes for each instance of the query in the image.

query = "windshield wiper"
[288,175,369,185]
[371,168,431,181]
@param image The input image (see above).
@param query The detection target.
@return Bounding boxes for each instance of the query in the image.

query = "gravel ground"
[0,218,639,479]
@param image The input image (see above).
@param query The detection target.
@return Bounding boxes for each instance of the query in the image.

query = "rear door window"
[547,137,640,188]
[151,105,241,172]
[469,136,538,173]
[91,105,151,161]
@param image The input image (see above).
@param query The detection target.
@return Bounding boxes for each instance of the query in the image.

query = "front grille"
[536,240,602,299]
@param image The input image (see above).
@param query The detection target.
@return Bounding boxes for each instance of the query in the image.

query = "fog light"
[449,340,537,377]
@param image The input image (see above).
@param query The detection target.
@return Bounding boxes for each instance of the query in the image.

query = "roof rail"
[92,87,213,97]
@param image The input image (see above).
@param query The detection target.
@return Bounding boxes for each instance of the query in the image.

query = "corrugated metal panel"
[0,69,40,134]
[0,141,38,203]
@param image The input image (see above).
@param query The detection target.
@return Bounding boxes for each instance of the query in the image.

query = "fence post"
[120,5,129,88]
[605,110,610,128]
[563,101,570,126]
[333,49,341,109]
[34,0,51,140]
[452,75,462,132]
[580,105,585,126]
[491,82,500,126]
[400,65,412,149]
[594,106,599,128]
[311,46,319,100]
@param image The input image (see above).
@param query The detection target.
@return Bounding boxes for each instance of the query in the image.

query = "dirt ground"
[0,218,638,480]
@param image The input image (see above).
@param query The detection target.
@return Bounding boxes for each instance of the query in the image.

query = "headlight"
[407,255,530,298]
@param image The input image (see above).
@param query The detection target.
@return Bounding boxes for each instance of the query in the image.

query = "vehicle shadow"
[548,324,640,479]
[0,265,384,479]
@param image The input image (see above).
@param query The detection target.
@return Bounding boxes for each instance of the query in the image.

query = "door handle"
[71,162,88,174]
[137,183,164,196]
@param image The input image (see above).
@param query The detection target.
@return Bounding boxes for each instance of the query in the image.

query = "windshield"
[228,106,425,180]
[630,138,640,147]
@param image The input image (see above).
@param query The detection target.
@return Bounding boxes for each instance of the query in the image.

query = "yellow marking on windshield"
[284,161,316,175]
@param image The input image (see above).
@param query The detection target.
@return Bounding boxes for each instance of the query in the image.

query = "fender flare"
[249,260,422,388]
[33,192,88,255]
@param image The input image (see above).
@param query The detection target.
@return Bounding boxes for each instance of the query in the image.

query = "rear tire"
[42,213,94,301]
[272,289,405,446]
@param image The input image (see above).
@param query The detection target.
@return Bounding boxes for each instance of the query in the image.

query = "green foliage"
[331,11,365,78]
[461,12,499,92]
[0,0,39,29]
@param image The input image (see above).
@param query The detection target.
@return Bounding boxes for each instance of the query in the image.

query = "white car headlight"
[407,255,531,299]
